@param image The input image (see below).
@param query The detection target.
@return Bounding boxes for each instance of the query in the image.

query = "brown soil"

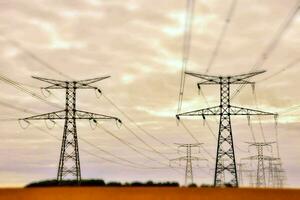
[0,187,299,200]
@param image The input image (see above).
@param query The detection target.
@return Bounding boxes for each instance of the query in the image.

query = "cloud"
[0,0,299,187]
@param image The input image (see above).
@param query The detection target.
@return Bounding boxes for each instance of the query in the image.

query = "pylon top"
[245,141,276,146]
[185,70,266,85]
[32,76,110,90]
[174,143,203,147]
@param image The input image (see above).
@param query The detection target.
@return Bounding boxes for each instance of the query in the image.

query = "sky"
[0,0,299,187]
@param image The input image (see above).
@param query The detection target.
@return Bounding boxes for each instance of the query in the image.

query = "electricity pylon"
[266,157,279,187]
[237,162,249,186]
[210,158,229,185]
[237,162,254,187]
[20,76,121,183]
[243,142,276,188]
[176,70,277,187]
[170,143,207,186]
[272,162,285,188]
[248,170,256,187]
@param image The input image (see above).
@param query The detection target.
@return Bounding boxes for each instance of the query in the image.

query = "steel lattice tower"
[237,162,254,187]
[176,71,277,187]
[170,143,207,186]
[272,162,285,188]
[266,159,285,188]
[210,158,228,185]
[21,76,121,183]
[248,170,256,187]
[237,163,245,186]
[243,142,276,187]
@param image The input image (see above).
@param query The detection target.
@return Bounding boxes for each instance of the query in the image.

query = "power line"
[0,34,72,80]
[0,99,38,115]
[122,123,171,161]
[101,94,178,152]
[199,89,248,153]
[205,0,238,73]
[170,143,207,186]
[32,124,152,169]
[279,104,300,114]
[20,77,123,183]
[177,0,196,114]
[0,113,148,169]
[96,122,169,166]
[176,71,277,187]
[0,74,62,109]
[0,100,173,170]
[179,120,214,162]
[78,136,160,169]
[0,72,177,162]
[1,35,179,165]
[252,90,267,142]
[259,57,300,82]
[231,0,300,100]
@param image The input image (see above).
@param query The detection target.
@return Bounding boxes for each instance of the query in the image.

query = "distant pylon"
[176,71,277,187]
[272,162,285,188]
[237,163,246,186]
[243,142,276,187]
[237,162,254,187]
[170,143,207,186]
[20,76,121,183]
[248,170,256,187]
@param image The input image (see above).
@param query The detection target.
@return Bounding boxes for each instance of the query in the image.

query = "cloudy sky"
[0,0,299,187]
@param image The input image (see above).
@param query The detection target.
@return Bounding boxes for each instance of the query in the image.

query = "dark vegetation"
[26,179,232,188]
[26,179,180,187]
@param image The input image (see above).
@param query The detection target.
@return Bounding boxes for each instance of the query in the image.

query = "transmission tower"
[247,170,256,187]
[170,143,207,186]
[176,70,277,187]
[243,142,277,188]
[210,158,229,185]
[20,76,121,183]
[237,162,251,186]
[272,162,286,188]
[266,157,279,187]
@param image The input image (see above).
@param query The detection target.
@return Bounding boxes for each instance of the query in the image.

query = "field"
[0,187,299,200]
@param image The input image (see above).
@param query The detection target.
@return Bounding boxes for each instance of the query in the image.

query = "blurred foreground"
[0,187,299,200]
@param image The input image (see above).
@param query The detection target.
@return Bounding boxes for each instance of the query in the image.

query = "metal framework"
[170,143,207,186]
[243,142,276,188]
[176,71,277,187]
[272,162,286,188]
[247,170,256,187]
[237,162,254,187]
[21,76,121,183]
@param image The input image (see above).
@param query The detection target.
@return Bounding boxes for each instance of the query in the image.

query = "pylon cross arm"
[170,156,187,162]
[228,70,266,82]
[77,76,110,85]
[229,106,277,116]
[176,106,221,119]
[22,110,66,120]
[242,155,277,161]
[242,155,259,160]
[20,109,121,122]
[32,76,66,87]
[198,80,254,85]
[32,76,111,90]
[75,110,121,122]
[176,105,276,120]
[185,71,220,83]
[175,143,203,147]
[170,156,207,162]
[185,70,265,85]
[190,156,208,162]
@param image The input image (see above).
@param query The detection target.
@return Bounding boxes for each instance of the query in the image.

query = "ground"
[0,187,299,200]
